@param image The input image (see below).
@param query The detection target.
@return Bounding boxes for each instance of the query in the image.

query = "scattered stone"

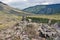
[0,21,60,40]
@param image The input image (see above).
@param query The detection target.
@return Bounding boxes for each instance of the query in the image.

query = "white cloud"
[41,2,51,5]
[23,0,28,1]
[0,0,60,9]
[2,0,28,3]
[2,0,13,3]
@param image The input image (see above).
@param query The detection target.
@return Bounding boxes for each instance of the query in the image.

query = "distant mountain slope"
[23,4,60,14]
[0,1,32,16]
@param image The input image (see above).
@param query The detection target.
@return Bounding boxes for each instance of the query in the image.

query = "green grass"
[0,11,60,29]
[27,15,60,20]
[0,11,22,29]
[27,15,60,24]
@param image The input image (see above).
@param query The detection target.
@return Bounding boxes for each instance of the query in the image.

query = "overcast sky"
[0,0,60,9]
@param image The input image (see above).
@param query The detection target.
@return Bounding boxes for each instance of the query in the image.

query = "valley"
[0,1,60,40]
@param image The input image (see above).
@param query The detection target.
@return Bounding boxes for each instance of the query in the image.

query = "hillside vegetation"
[0,11,22,29]
[23,4,60,14]
[0,1,60,29]
[27,15,60,24]
[0,1,32,29]
[0,2,60,40]
[27,15,60,20]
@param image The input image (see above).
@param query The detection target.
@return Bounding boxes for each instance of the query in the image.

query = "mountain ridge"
[23,4,60,15]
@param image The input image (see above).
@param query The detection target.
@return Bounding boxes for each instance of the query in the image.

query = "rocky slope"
[0,21,60,40]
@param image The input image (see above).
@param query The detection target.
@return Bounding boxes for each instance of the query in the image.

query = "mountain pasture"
[27,15,60,23]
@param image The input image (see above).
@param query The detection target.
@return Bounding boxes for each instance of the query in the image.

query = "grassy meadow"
[0,11,60,29]
[27,15,60,24]
[0,11,22,29]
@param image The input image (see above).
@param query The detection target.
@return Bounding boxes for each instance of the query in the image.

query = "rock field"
[0,21,60,40]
